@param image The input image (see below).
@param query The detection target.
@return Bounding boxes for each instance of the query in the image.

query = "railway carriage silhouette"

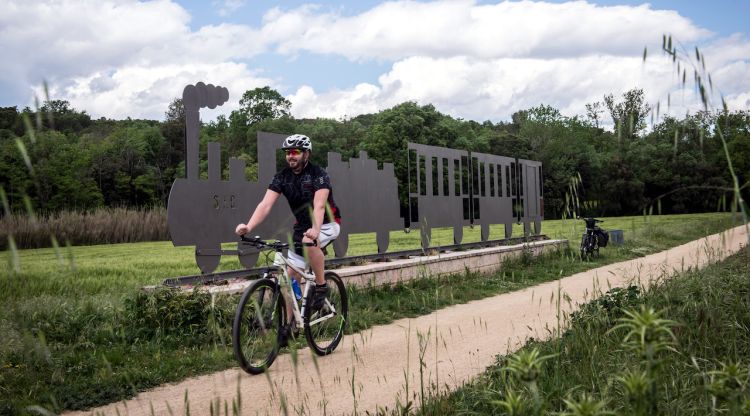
[405,144,543,250]
[166,83,543,273]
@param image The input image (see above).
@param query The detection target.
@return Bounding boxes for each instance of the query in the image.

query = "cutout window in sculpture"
[431,157,439,196]
[453,159,461,196]
[461,156,470,196]
[489,164,495,197]
[419,155,427,196]
[480,161,486,197]
[408,149,418,194]
[442,158,449,197]
[505,166,513,196]
[495,165,503,197]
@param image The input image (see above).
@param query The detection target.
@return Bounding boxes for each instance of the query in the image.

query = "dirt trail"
[68,225,748,416]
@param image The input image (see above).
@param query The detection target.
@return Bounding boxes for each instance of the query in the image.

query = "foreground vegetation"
[0,213,738,414]
[416,246,750,415]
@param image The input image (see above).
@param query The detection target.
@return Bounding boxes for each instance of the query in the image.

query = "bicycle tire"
[580,234,589,259]
[304,271,348,356]
[233,278,285,374]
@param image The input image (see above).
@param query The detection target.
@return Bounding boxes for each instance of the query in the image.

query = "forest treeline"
[1,87,749,229]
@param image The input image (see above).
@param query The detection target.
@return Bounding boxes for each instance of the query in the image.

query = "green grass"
[414,247,750,415]
[0,212,741,414]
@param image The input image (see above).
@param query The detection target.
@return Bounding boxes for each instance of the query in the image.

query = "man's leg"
[302,236,326,284]
[302,236,328,311]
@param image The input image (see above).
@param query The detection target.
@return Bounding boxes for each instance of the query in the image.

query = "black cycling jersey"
[268,161,341,232]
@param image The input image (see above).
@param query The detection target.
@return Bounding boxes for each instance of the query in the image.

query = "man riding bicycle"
[235,134,341,343]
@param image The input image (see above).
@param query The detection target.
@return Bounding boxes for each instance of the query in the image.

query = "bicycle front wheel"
[233,278,285,374]
[304,271,348,356]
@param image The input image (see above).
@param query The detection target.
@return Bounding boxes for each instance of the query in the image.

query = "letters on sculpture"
[167,83,543,273]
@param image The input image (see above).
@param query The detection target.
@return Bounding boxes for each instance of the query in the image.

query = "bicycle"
[232,235,349,374]
[580,217,605,259]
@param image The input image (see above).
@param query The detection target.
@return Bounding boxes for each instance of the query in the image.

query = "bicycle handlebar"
[239,235,317,250]
[577,217,603,223]
[240,235,288,250]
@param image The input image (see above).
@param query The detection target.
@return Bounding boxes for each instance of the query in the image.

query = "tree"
[38,99,92,133]
[585,101,604,128]
[237,86,291,126]
[160,98,185,169]
[0,106,20,134]
[604,88,651,140]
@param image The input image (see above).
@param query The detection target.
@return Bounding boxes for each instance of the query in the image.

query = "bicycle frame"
[580,217,602,257]
[266,250,338,331]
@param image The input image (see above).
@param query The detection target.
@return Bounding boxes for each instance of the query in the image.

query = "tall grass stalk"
[654,35,749,241]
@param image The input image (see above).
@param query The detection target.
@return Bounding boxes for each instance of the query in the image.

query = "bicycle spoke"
[233,279,284,374]
[304,271,348,356]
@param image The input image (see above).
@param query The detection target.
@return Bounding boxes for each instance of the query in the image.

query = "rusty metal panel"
[167,85,295,273]
[327,151,402,256]
[469,151,517,240]
[518,158,543,235]
[407,143,469,249]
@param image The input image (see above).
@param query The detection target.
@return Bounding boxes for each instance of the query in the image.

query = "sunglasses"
[284,149,303,156]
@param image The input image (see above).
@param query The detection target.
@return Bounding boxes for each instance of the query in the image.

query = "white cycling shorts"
[287,222,340,270]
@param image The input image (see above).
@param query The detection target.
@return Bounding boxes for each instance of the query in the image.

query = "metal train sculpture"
[167,83,543,273]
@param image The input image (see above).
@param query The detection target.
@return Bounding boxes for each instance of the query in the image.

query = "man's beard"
[289,154,308,173]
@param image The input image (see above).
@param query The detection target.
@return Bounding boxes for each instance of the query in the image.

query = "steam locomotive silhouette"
[167,83,543,273]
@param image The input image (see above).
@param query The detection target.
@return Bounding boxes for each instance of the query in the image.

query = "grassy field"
[414,246,750,415]
[0,212,742,414]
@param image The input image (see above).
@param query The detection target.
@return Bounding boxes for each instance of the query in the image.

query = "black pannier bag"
[597,229,609,247]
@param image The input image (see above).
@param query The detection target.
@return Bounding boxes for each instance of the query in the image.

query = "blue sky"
[1,0,748,124]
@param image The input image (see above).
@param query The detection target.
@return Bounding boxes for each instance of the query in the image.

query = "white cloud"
[37,62,274,120]
[0,0,190,82]
[279,1,748,123]
[290,54,680,122]
[2,0,747,123]
[262,0,710,61]
[289,83,382,119]
[1,0,271,118]
[213,0,246,17]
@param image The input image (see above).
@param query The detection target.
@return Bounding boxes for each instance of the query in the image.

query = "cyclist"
[235,134,341,342]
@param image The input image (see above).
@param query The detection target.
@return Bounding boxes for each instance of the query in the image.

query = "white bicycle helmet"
[282,134,312,151]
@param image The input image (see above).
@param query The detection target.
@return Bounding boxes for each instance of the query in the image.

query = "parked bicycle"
[579,217,609,259]
[232,235,348,374]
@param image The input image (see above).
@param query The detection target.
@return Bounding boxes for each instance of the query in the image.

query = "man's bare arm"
[304,188,330,240]
[235,190,281,235]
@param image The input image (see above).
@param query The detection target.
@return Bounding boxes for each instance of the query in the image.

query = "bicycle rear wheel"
[304,271,348,356]
[580,234,589,259]
[233,278,285,374]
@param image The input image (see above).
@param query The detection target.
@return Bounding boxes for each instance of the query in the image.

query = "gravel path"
[67,225,748,416]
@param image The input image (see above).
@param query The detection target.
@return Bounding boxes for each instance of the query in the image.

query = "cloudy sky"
[1,0,748,124]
